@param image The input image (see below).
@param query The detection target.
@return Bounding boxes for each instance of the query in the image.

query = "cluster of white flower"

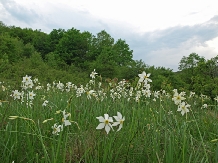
[110,79,129,101]
[52,110,71,135]
[96,112,125,134]
[134,71,153,102]
[10,75,36,107]
[172,89,190,116]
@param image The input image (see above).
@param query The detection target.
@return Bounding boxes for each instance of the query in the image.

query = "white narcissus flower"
[28,91,36,100]
[42,100,49,106]
[112,112,125,131]
[12,90,21,100]
[52,123,63,135]
[202,104,208,109]
[138,71,152,84]
[96,114,113,134]
[90,69,98,79]
[62,110,71,126]
[172,92,186,105]
[22,75,32,83]
[177,102,190,116]
[86,90,95,99]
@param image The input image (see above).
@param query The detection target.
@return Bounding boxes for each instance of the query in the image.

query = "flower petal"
[104,114,109,120]
[109,117,113,122]
[117,124,123,131]
[96,116,105,122]
[112,122,120,126]
[105,124,111,134]
[96,123,105,129]
[117,112,122,119]
[113,116,120,121]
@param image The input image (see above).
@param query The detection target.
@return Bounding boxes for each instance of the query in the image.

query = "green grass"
[0,74,218,163]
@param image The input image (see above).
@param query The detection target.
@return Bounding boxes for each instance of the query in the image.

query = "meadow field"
[0,70,218,163]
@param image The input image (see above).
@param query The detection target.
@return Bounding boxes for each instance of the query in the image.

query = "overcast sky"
[0,0,218,71]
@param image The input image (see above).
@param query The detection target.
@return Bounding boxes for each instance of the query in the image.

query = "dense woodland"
[0,21,218,99]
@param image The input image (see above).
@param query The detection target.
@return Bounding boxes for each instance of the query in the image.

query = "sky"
[0,0,218,71]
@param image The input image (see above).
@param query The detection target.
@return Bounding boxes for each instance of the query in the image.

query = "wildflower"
[177,102,190,116]
[86,90,95,99]
[52,123,63,135]
[112,112,125,131]
[154,91,160,98]
[138,71,152,84]
[57,81,64,91]
[22,75,32,83]
[47,83,51,91]
[33,78,38,83]
[172,92,186,105]
[168,111,173,115]
[42,100,49,106]
[28,91,36,100]
[96,114,113,134]
[62,110,71,126]
[202,104,208,109]
[189,91,195,98]
[11,90,21,100]
[90,69,98,79]
[22,75,34,89]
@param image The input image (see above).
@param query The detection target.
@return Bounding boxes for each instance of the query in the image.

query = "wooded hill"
[0,21,217,99]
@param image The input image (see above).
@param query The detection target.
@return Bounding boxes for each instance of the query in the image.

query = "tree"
[113,39,133,66]
[178,53,205,90]
[0,34,24,63]
[56,28,88,67]
[178,53,205,71]
[192,55,218,99]
[48,29,66,52]
[91,47,118,78]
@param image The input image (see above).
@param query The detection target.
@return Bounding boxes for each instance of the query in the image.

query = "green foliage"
[0,33,24,63]
[55,28,88,66]
[178,54,218,99]
[0,21,218,98]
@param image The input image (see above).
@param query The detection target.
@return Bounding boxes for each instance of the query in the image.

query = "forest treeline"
[0,21,217,99]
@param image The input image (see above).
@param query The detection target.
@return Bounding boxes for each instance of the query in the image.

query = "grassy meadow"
[0,70,218,163]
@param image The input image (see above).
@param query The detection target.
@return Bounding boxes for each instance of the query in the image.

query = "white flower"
[28,91,36,100]
[86,90,95,99]
[90,69,98,79]
[52,123,63,135]
[202,104,208,109]
[138,71,152,84]
[177,102,190,116]
[42,100,49,106]
[22,75,32,83]
[57,81,64,91]
[172,92,186,105]
[11,90,21,100]
[62,110,71,126]
[96,114,113,134]
[154,91,160,98]
[112,112,125,131]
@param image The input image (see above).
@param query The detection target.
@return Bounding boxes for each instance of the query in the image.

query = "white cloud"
[140,36,218,71]
[0,0,218,71]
